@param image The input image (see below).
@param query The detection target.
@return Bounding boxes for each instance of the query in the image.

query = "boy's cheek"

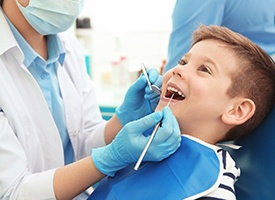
[162,71,173,85]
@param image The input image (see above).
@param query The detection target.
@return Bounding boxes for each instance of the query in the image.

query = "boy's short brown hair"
[0,0,3,6]
[192,25,275,141]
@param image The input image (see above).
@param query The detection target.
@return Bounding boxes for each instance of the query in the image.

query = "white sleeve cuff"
[85,122,107,154]
[18,169,56,200]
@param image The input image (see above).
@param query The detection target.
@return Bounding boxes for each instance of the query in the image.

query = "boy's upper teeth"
[167,86,185,98]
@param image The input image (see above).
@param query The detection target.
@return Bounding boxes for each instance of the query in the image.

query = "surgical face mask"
[16,0,84,35]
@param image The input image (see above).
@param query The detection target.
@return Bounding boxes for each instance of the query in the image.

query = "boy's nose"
[172,64,188,79]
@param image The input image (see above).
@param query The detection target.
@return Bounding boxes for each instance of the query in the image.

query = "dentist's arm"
[93,107,181,177]
[54,157,104,200]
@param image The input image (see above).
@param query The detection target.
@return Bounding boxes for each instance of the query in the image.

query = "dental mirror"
[141,63,162,95]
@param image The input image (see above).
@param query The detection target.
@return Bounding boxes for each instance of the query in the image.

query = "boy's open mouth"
[165,86,185,100]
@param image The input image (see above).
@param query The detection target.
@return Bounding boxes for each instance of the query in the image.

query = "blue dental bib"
[88,136,221,200]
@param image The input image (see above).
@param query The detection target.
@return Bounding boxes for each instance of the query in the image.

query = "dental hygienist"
[0,0,181,199]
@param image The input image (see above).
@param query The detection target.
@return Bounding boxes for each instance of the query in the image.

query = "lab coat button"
[73,130,78,136]
[41,73,48,79]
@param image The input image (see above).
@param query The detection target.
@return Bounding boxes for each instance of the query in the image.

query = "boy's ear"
[222,98,256,126]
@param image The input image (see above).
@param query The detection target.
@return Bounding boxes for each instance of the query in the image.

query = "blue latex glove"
[115,68,162,126]
[92,107,181,176]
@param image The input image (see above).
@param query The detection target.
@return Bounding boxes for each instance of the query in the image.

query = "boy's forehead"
[188,40,231,59]
[191,39,230,52]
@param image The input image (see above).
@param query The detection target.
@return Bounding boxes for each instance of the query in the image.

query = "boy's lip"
[164,82,185,101]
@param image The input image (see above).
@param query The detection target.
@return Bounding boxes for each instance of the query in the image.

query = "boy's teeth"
[167,86,185,98]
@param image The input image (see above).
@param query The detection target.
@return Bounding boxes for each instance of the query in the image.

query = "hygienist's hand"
[116,68,162,126]
[92,107,181,176]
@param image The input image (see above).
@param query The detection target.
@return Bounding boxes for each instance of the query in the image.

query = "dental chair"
[227,105,275,199]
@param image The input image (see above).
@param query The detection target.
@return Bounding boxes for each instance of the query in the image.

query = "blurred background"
[68,0,176,118]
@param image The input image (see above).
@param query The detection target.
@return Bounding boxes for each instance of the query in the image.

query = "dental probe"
[134,94,174,171]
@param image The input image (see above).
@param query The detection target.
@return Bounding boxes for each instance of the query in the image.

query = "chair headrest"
[228,106,275,199]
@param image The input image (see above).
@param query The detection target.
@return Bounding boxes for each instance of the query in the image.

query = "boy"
[88,25,275,199]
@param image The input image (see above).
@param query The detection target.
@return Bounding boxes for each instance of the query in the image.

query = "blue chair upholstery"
[99,106,116,120]
[227,106,275,199]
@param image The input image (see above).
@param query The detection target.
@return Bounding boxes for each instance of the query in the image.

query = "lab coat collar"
[5,12,37,68]
[5,13,66,68]
[57,33,76,62]
[0,8,24,64]
[0,8,66,68]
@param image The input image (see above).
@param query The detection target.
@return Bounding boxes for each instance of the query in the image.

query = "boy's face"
[156,39,239,137]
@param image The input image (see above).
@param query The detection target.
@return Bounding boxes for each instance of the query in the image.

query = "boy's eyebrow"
[186,52,218,72]
[184,53,190,59]
[203,56,217,68]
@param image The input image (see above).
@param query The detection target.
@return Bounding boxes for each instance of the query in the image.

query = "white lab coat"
[0,9,107,200]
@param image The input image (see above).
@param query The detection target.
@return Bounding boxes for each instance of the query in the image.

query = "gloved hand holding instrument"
[92,106,181,176]
[115,64,162,126]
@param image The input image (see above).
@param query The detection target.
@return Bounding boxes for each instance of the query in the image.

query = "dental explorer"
[134,94,174,171]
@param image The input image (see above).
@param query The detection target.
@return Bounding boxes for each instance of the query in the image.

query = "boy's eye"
[198,65,211,74]
[178,59,187,65]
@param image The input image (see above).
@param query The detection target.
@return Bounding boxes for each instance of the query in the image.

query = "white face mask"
[16,0,84,35]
